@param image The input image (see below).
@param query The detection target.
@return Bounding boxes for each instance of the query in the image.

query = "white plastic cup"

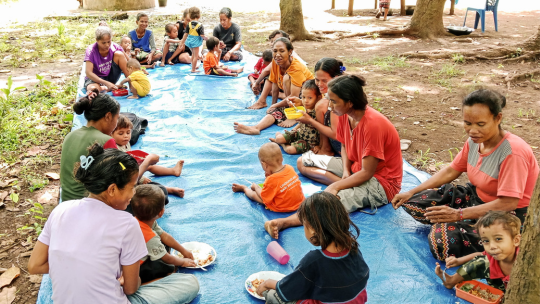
[266,241,290,265]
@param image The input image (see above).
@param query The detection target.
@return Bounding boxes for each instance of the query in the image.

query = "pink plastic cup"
[266,241,290,265]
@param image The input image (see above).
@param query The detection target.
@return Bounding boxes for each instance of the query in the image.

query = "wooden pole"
[331,0,335,9]
[348,0,354,16]
[504,175,540,304]
[401,0,406,16]
[450,0,455,15]
[374,0,378,10]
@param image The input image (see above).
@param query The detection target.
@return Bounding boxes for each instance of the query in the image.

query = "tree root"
[505,69,540,84]
[402,47,539,62]
[331,28,411,40]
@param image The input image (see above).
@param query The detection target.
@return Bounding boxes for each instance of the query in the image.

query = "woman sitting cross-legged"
[392,89,539,261]
[265,75,403,239]
[234,37,314,135]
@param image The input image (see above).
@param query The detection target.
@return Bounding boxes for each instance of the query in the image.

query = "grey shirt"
[213,22,242,49]
[141,221,166,262]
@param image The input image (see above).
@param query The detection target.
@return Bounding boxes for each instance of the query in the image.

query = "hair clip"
[119,162,126,170]
[340,66,346,73]
[80,155,94,170]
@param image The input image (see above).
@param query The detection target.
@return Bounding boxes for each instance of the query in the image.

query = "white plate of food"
[245,271,287,300]
[172,241,217,269]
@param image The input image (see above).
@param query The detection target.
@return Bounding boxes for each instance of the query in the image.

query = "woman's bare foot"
[127,95,139,99]
[168,60,175,65]
[264,220,283,239]
[277,119,297,128]
[168,187,185,198]
[247,101,267,110]
[234,122,261,135]
[232,183,247,192]
[173,160,184,177]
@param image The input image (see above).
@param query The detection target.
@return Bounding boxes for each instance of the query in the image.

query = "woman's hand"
[105,82,118,91]
[312,145,321,154]
[391,191,414,210]
[324,184,339,197]
[141,177,151,184]
[424,206,460,223]
[341,169,351,180]
[223,52,231,62]
[256,280,270,297]
[146,54,153,65]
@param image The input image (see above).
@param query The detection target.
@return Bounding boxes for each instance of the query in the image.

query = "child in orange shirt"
[232,142,304,212]
[203,36,243,77]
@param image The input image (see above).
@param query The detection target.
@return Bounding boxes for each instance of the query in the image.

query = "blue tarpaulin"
[37,53,463,304]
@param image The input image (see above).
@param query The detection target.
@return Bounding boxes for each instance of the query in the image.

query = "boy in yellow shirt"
[118,58,151,99]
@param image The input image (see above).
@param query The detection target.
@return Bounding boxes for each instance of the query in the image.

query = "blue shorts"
[185,35,203,49]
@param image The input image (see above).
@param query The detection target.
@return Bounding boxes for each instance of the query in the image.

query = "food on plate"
[251,279,265,289]
[460,284,501,302]
[197,254,214,266]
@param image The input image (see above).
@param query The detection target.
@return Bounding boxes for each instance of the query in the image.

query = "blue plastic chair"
[463,0,500,32]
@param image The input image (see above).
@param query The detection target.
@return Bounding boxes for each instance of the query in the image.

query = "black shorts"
[164,51,181,64]
[83,60,122,90]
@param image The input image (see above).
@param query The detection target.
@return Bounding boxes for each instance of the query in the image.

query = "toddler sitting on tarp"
[232,142,304,212]
[131,184,197,283]
[117,59,151,99]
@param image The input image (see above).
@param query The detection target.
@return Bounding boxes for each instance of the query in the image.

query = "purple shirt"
[84,42,123,79]
[38,198,147,304]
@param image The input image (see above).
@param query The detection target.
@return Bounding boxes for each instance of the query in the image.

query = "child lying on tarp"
[256,192,370,304]
[434,211,521,292]
[112,114,185,198]
[232,142,304,212]
[132,184,197,283]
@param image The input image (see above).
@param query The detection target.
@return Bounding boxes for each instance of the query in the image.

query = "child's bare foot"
[149,62,157,69]
[237,67,244,73]
[277,119,297,128]
[232,183,247,192]
[264,220,282,239]
[168,60,174,65]
[173,160,184,177]
[435,262,454,289]
[168,187,185,198]
[234,122,260,135]
[127,95,139,99]
[268,137,276,143]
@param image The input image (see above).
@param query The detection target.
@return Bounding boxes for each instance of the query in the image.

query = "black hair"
[73,89,120,122]
[206,36,220,51]
[327,75,368,110]
[262,49,272,62]
[462,89,506,117]
[74,143,139,195]
[268,30,290,40]
[182,8,189,19]
[297,192,360,254]
[189,7,201,19]
[132,184,166,221]
[302,79,321,97]
[219,7,232,19]
[165,23,176,33]
[273,37,293,51]
[476,211,521,238]
[136,13,148,22]
[315,58,345,78]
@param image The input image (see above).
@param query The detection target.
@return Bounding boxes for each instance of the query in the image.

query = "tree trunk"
[407,0,448,38]
[505,175,540,304]
[279,0,312,41]
[331,0,335,9]
[374,0,378,10]
[348,0,354,16]
[520,25,540,51]
[450,0,455,15]
[401,0,406,16]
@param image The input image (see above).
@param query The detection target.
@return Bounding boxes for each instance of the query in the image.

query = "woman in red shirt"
[392,89,539,261]
[265,75,403,239]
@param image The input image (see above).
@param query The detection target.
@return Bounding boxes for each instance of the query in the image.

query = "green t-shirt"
[60,126,114,201]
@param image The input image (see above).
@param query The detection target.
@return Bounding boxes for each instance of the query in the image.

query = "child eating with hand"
[269,80,323,154]
[117,59,151,99]
[248,49,272,86]
[120,36,151,74]
[435,211,521,292]
[232,142,304,212]
[132,184,197,283]
[112,115,185,198]
[203,37,244,77]
[256,192,370,304]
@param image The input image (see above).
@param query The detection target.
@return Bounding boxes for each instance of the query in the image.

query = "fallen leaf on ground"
[0,192,7,201]
[0,267,20,288]
[28,274,42,284]
[27,146,43,156]
[450,107,460,111]
[0,286,16,304]
[5,207,19,212]
[45,172,59,180]
[0,268,7,274]
[0,182,7,188]
[38,191,53,204]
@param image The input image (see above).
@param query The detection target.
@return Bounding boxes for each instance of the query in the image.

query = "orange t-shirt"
[260,165,305,212]
[137,219,157,264]
[268,57,314,90]
[203,51,219,75]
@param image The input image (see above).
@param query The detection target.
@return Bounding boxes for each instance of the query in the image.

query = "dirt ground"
[1,4,540,304]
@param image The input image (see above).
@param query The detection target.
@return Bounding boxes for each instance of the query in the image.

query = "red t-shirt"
[484,248,519,289]
[336,107,403,201]
[450,133,539,208]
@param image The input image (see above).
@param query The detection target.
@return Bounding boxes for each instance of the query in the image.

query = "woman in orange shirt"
[234,37,314,135]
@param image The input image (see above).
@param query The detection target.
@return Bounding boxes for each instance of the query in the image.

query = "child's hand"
[312,145,321,154]
[256,280,270,297]
[266,104,278,114]
[141,177,151,184]
[445,256,460,268]
[179,258,197,268]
